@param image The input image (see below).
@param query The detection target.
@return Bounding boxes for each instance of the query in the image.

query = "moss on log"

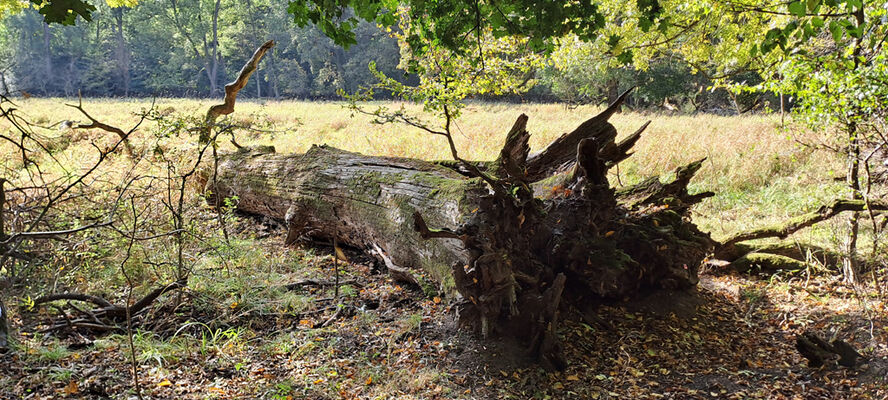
[209,94,716,369]
[731,252,809,273]
[212,145,486,293]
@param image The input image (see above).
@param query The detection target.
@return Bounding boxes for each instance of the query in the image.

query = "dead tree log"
[210,94,715,368]
[0,295,7,351]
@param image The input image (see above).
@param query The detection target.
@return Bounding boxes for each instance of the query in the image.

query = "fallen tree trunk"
[712,199,888,272]
[212,145,481,289]
[210,94,716,369]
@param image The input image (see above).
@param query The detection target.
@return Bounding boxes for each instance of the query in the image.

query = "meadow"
[11,97,852,244]
[2,98,883,399]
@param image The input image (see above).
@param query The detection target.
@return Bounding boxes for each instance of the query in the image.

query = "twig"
[314,304,348,329]
[67,93,134,157]
[34,293,114,309]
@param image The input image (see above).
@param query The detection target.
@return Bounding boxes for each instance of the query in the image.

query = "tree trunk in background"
[204,0,221,94]
[42,23,52,95]
[0,70,9,96]
[210,94,716,369]
[113,8,131,96]
[267,50,280,99]
[844,126,862,284]
[256,68,261,98]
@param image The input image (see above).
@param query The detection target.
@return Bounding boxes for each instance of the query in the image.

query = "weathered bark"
[210,96,716,368]
[213,145,477,289]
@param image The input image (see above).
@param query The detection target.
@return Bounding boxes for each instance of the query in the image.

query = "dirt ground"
[2,238,887,399]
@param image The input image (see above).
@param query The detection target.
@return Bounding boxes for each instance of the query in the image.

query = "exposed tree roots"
[211,91,717,369]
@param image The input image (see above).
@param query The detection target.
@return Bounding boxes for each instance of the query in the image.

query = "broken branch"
[200,40,275,144]
[722,199,888,248]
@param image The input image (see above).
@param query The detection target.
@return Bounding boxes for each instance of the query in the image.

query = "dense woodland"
[0,2,764,112]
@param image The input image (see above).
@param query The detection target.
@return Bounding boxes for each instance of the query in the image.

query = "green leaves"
[828,20,843,41]
[761,28,786,54]
[637,0,663,33]
[788,1,807,17]
[30,0,96,25]
[286,0,365,48]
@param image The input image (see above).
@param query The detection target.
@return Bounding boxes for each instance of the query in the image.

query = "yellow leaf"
[334,245,349,262]
[313,378,324,384]
[157,379,172,387]
[553,382,564,390]
[566,374,579,381]
[229,301,238,309]
[62,381,79,395]
[604,231,615,237]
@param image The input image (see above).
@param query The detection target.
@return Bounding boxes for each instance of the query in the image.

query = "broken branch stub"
[200,40,275,144]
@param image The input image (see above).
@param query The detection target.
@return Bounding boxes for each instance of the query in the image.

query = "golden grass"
[1,97,852,247]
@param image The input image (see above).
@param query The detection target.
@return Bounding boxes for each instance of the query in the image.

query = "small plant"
[47,367,74,382]
[31,339,71,363]
[271,380,296,399]
[740,286,766,304]
[130,331,189,367]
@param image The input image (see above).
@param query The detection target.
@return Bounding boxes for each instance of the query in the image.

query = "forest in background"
[0,1,764,112]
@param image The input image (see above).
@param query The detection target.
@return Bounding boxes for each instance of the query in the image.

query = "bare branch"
[200,40,275,144]
[722,199,888,248]
[67,94,134,157]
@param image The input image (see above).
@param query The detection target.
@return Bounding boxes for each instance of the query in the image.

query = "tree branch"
[722,199,888,248]
[67,94,134,157]
[200,40,275,144]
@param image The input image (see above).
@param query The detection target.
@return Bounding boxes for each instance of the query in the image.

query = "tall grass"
[2,97,850,247]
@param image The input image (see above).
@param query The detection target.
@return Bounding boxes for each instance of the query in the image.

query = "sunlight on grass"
[1,98,854,260]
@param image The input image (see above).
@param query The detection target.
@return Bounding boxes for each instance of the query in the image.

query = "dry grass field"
[8,97,851,243]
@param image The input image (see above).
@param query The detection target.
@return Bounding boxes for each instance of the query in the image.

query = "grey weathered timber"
[211,145,486,291]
